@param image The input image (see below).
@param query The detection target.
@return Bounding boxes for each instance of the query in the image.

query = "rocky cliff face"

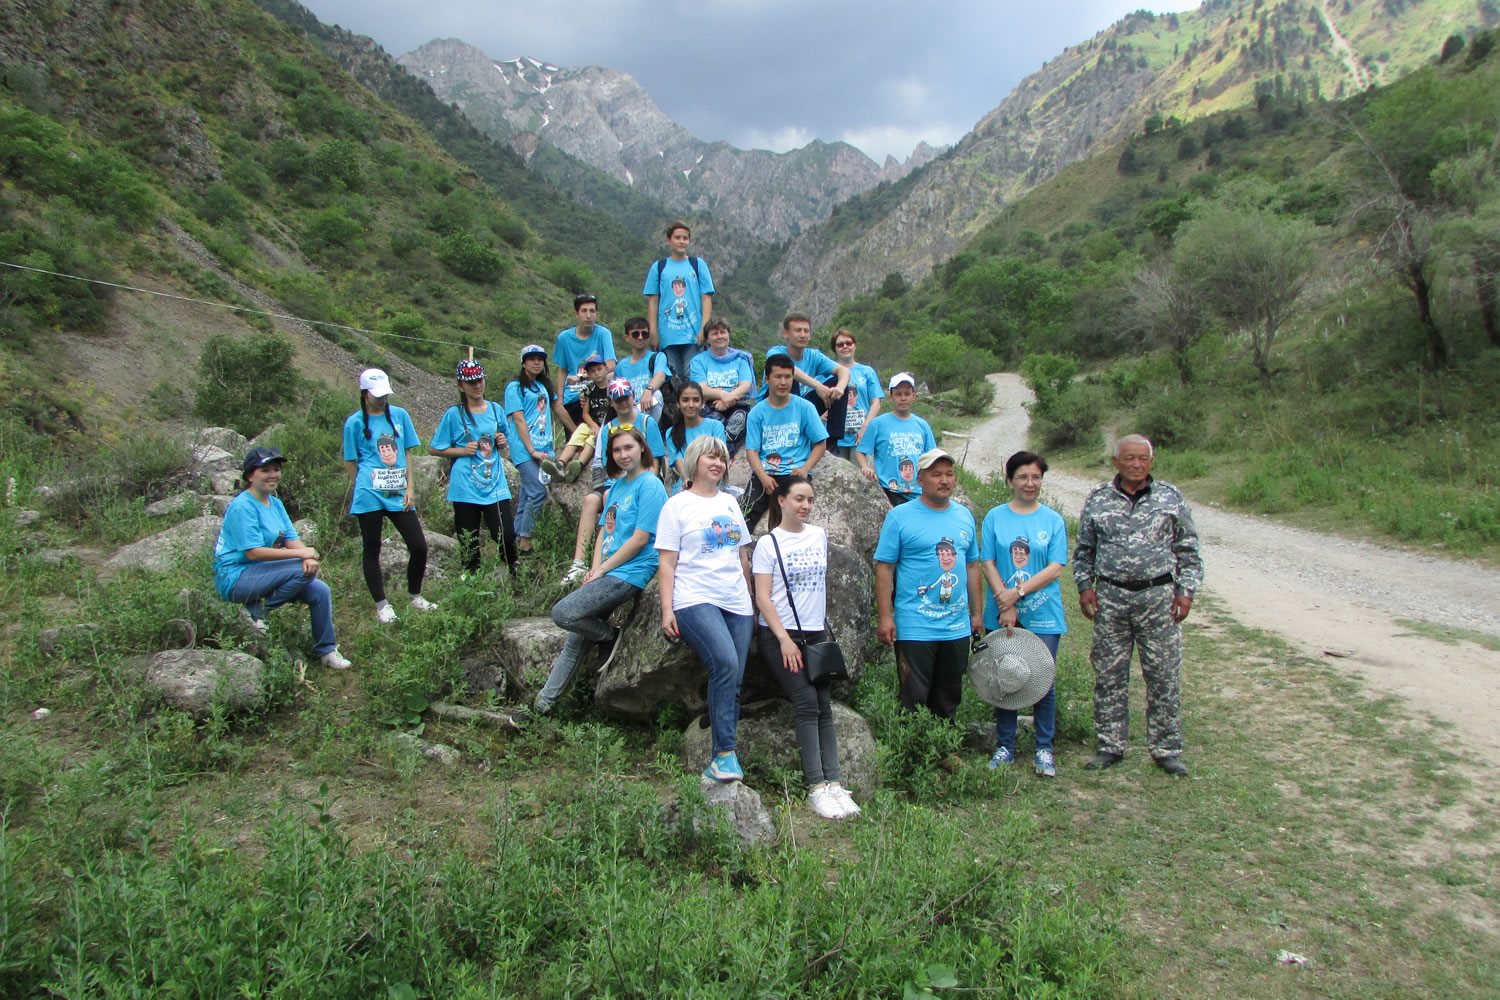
[770,0,1473,320]
[399,38,937,241]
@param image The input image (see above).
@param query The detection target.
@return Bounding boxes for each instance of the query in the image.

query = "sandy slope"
[965,373,1500,758]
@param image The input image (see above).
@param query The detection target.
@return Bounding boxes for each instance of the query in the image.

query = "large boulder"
[594,578,703,721]
[380,529,457,585]
[146,492,199,517]
[106,515,222,573]
[492,616,580,694]
[185,427,249,456]
[190,445,240,476]
[209,470,240,494]
[681,699,879,795]
[292,518,318,547]
[803,455,891,565]
[247,424,284,449]
[145,649,266,717]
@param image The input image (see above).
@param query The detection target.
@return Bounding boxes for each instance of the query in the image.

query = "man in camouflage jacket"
[1074,434,1203,776]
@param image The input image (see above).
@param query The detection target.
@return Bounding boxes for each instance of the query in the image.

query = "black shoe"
[1083,751,1124,771]
[1154,756,1189,777]
[506,707,536,729]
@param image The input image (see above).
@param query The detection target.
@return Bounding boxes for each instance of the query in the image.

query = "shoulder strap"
[769,533,804,635]
[690,256,702,284]
[658,257,704,286]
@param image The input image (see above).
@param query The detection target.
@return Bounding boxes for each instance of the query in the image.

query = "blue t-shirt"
[980,504,1069,634]
[342,406,422,514]
[642,257,715,348]
[553,325,616,404]
[838,362,885,447]
[213,491,298,598]
[615,351,673,400]
[690,349,755,395]
[760,345,839,399]
[431,402,512,505]
[874,500,980,641]
[665,419,728,494]
[503,379,556,459]
[857,412,936,498]
[597,471,669,588]
[745,395,829,475]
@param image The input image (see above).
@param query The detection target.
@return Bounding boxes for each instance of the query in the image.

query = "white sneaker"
[375,604,399,624]
[561,560,586,586]
[247,617,270,636]
[826,782,861,817]
[409,594,438,612]
[807,784,846,819]
[320,648,352,670]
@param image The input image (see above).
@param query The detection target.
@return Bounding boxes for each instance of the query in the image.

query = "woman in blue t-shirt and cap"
[430,358,517,576]
[213,447,351,669]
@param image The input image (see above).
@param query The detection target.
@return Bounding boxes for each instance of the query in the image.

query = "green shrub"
[309,138,363,191]
[388,226,426,258]
[302,206,364,256]
[437,230,505,283]
[194,331,302,436]
[196,183,243,225]
[542,256,597,294]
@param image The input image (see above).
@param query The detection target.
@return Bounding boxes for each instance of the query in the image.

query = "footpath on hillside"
[963,373,1500,759]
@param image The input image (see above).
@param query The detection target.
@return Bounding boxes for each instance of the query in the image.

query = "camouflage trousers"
[1090,584,1182,758]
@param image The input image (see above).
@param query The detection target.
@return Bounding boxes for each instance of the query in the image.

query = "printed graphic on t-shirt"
[699,515,743,554]
[913,535,964,618]
[888,429,926,494]
[468,433,498,491]
[371,433,406,493]
[778,542,823,596]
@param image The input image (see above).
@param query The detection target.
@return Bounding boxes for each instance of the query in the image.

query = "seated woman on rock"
[508,427,667,725]
[752,474,859,819]
[212,447,351,670]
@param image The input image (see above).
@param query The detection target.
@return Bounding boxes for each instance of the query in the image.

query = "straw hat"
[968,628,1057,710]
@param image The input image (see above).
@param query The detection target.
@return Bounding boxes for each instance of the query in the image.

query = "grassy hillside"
[833,30,1500,558]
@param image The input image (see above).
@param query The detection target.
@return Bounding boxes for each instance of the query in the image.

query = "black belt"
[1097,573,1173,592]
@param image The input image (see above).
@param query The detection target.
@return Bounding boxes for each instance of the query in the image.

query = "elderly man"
[1074,434,1203,776]
[875,447,983,719]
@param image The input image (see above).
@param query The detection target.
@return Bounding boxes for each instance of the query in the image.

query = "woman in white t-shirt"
[656,434,755,783]
[751,476,859,820]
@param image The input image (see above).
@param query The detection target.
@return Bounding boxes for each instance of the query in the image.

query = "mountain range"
[398,38,943,243]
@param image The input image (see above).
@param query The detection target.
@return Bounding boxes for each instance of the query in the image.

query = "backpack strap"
[655,257,704,288]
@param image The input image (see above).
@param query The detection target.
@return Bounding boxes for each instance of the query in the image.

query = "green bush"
[437,230,505,283]
[196,183,243,225]
[302,206,364,256]
[542,256,597,294]
[194,331,303,436]
[309,138,363,191]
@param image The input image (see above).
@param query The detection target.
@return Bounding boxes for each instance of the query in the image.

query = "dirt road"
[966,374,1500,758]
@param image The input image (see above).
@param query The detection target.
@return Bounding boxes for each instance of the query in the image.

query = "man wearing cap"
[1074,434,1203,777]
[562,377,668,585]
[874,448,983,719]
[213,447,351,670]
[857,372,937,506]
[553,294,616,427]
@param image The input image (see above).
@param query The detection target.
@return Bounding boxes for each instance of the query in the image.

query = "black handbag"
[769,533,848,684]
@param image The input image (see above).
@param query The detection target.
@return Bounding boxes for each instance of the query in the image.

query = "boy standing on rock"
[643,221,714,378]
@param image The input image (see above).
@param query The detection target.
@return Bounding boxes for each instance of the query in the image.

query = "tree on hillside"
[1130,261,1210,384]
[1432,142,1500,350]
[1173,208,1317,390]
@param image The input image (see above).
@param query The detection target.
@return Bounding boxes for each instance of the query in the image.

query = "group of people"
[209,217,1206,810]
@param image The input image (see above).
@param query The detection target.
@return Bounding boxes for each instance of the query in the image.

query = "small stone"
[664,780,777,847]
[394,732,461,767]
[38,623,101,658]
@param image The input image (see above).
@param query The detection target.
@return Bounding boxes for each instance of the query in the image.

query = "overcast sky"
[299,0,1200,163]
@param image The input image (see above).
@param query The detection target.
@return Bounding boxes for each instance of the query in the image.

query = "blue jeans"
[995,631,1060,753]
[675,602,754,753]
[514,459,548,539]
[227,560,337,656]
[662,343,701,380]
[535,575,640,712]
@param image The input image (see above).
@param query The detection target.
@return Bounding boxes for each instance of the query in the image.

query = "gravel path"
[966,373,1500,757]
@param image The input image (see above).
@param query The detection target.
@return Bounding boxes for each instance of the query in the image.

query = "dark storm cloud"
[297,1,1198,161]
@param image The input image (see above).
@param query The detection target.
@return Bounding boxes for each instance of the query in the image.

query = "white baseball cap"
[916,446,956,472]
[359,368,393,397]
[889,371,916,390]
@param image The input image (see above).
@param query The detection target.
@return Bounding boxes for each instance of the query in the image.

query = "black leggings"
[757,627,839,786]
[453,500,518,573]
[355,508,427,602]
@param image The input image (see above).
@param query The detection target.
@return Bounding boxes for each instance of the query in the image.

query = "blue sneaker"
[1034,748,1056,778]
[988,747,1015,769]
[703,752,743,782]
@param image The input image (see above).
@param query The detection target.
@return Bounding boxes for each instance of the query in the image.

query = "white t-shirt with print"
[752,524,828,630]
[655,489,754,614]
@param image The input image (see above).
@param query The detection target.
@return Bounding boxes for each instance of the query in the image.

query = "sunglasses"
[627,330,650,339]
